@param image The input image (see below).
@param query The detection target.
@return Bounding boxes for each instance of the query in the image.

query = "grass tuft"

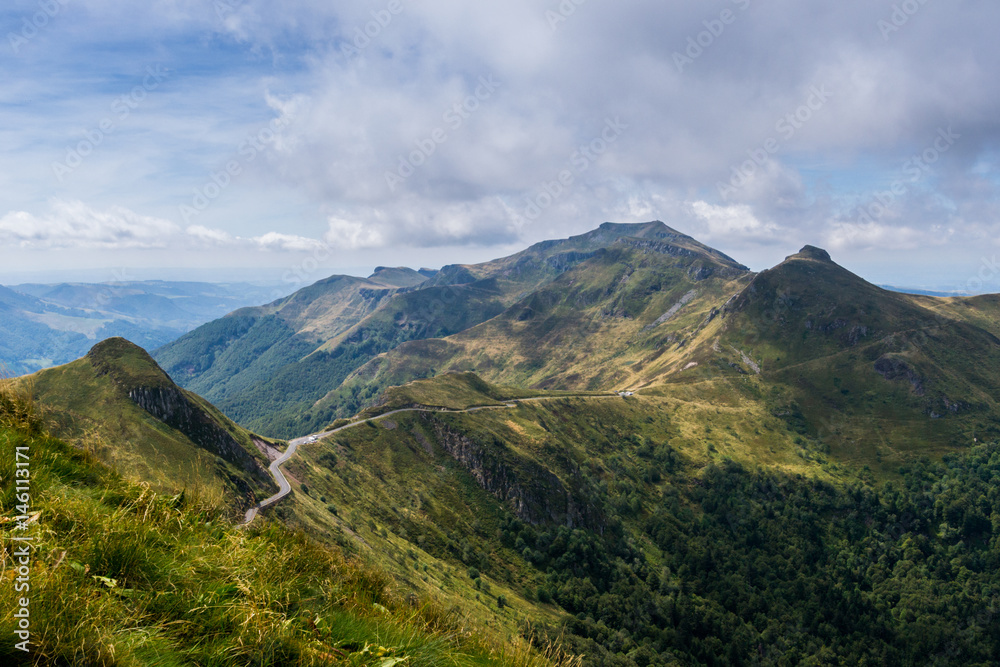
[0,385,570,666]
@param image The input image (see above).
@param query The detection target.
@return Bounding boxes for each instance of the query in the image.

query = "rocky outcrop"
[614,237,749,273]
[431,421,603,530]
[874,355,925,395]
[544,250,599,273]
[126,385,271,486]
[645,290,698,330]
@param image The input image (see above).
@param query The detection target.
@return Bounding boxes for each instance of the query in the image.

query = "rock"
[874,355,925,396]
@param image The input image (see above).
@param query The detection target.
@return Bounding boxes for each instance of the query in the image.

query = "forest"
[504,442,1000,665]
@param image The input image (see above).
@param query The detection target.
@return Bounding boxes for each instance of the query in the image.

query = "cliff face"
[431,421,604,531]
[127,385,272,487]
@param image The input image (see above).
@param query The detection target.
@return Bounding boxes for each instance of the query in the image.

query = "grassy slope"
[0,381,571,667]
[27,339,278,515]
[337,245,1000,477]
[705,247,1000,471]
[154,275,393,399]
[365,372,542,414]
[153,275,510,438]
[271,383,831,640]
[154,222,723,438]
[313,239,750,423]
[266,375,1000,665]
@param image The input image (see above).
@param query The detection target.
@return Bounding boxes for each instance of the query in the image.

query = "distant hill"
[316,225,750,424]
[28,337,278,512]
[0,280,285,375]
[880,284,970,297]
[155,222,711,437]
[156,223,1000,451]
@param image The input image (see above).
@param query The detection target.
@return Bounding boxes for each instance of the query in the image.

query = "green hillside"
[324,236,748,419]
[33,223,1000,665]
[705,246,1000,467]
[28,338,279,514]
[0,379,570,667]
[154,222,709,438]
[268,378,1000,665]
[315,243,1000,472]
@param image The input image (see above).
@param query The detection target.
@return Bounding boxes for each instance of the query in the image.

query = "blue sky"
[2,0,999,294]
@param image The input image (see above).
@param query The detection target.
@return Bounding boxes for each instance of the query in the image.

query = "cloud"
[0,200,332,254]
[324,196,520,249]
[824,221,932,251]
[2,0,1000,285]
[690,201,782,243]
[0,200,178,249]
[236,0,1000,256]
[252,231,326,252]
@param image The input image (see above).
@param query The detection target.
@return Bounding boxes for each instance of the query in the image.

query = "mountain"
[156,222,751,437]
[0,280,285,375]
[28,337,279,512]
[326,225,749,408]
[13,223,1000,665]
[0,375,548,667]
[703,245,1000,465]
[308,243,999,467]
[269,372,1000,666]
[151,220,1000,465]
[248,237,1000,663]
[0,285,92,374]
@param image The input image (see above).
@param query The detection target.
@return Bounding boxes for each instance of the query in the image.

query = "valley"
[4,221,1000,666]
[0,280,286,376]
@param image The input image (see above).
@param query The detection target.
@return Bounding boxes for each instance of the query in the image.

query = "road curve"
[241,393,621,525]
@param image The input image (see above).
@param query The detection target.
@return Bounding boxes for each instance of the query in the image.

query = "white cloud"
[0,200,333,254]
[186,225,234,245]
[0,200,178,249]
[690,201,782,243]
[324,196,519,250]
[2,0,1000,285]
[252,231,326,252]
[325,217,385,250]
[824,221,930,251]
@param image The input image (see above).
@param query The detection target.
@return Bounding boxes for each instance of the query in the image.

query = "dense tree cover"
[511,443,1000,666]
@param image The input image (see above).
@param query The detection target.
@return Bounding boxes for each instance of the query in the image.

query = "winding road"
[241,394,623,525]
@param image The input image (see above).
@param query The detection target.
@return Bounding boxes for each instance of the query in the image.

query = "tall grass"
[0,386,575,666]
[0,370,40,435]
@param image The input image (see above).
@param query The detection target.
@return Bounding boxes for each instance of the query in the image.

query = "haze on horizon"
[2,0,999,294]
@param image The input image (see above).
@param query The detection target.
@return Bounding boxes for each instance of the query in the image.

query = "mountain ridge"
[155,221,739,437]
[30,337,278,511]
[19,226,1000,666]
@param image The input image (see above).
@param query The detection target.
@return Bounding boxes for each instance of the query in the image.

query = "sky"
[2,0,999,294]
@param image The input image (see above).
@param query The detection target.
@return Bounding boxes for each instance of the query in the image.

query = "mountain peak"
[368,266,430,288]
[787,245,833,263]
[596,220,685,237]
[87,337,174,391]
